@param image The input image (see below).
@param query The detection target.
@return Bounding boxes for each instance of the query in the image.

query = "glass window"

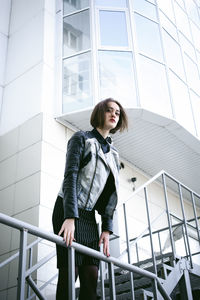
[63,0,89,15]
[174,2,192,40]
[160,11,178,41]
[179,32,196,61]
[185,0,200,26]
[184,54,200,94]
[96,0,127,7]
[98,51,137,106]
[63,52,92,113]
[99,10,128,47]
[191,91,200,137]
[133,0,157,22]
[162,30,185,79]
[63,10,90,57]
[190,22,200,51]
[134,13,163,62]
[157,0,175,22]
[169,71,195,133]
[138,55,172,117]
[175,0,185,10]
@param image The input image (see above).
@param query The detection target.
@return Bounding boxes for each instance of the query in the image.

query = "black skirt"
[52,196,100,268]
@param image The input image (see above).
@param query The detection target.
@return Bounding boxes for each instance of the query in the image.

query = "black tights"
[56,265,98,300]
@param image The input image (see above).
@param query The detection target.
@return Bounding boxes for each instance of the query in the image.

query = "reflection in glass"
[96,0,127,7]
[138,55,172,117]
[63,10,90,57]
[63,0,89,15]
[163,30,185,79]
[191,91,200,137]
[98,51,136,106]
[160,11,178,40]
[174,3,192,40]
[184,54,200,95]
[169,71,195,134]
[63,52,92,113]
[99,11,128,47]
[157,0,174,22]
[134,13,163,62]
[133,0,157,21]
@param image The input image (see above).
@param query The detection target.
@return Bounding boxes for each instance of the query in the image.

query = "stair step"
[105,288,154,300]
[104,277,152,296]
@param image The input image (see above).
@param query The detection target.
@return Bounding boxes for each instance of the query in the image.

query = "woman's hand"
[58,218,75,247]
[99,231,110,257]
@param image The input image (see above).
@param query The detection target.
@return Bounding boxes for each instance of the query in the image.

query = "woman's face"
[103,101,120,131]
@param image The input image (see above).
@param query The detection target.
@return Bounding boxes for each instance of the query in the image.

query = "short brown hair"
[90,98,128,134]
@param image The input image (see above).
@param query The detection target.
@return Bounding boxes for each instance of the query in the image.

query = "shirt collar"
[92,128,112,145]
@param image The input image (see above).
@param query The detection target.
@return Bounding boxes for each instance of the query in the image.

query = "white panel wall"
[0,0,58,135]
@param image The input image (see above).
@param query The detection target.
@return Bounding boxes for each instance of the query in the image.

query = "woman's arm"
[63,131,85,219]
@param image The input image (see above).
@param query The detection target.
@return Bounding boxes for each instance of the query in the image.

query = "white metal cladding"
[56,108,200,195]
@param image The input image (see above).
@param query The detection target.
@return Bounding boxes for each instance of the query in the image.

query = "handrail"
[118,170,200,271]
[118,170,200,208]
[0,212,171,300]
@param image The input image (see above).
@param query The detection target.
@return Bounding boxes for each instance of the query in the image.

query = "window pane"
[63,52,92,113]
[63,0,89,15]
[184,54,200,94]
[160,11,178,40]
[134,13,163,61]
[63,10,90,57]
[96,0,127,7]
[133,0,157,21]
[99,11,128,47]
[175,0,185,10]
[157,0,175,22]
[169,71,195,133]
[138,55,172,117]
[174,2,192,40]
[98,51,137,106]
[191,22,200,51]
[163,30,185,79]
[185,0,200,26]
[179,32,196,61]
[191,91,200,137]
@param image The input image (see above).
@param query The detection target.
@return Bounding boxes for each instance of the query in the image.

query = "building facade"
[0,0,200,298]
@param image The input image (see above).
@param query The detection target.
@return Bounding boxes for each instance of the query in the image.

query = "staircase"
[101,253,200,299]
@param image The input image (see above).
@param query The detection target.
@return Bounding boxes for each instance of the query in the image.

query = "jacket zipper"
[84,143,98,209]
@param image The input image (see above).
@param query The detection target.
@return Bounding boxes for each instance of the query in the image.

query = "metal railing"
[1,169,200,299]
[120,170,200,273]
[0,212,171,300]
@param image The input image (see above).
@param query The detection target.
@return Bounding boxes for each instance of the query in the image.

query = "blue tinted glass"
[134,13,163,61]
[99,11,128,47]
[96,0,127,7]
[63,0,89,15]
[63,52,92,113]
[99,51,137,106]
[134,0,157,21]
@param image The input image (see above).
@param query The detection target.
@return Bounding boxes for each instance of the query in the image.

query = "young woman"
[52,98,128,300]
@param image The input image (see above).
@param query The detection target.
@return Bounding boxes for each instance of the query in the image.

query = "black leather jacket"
[58,129,120,233]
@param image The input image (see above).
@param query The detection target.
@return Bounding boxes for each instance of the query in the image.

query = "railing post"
[144,187,159,300]
[100,259,105,300]
[123,203,135,300]
[68,246,76,300]
[108,262,116,300]
[178,183,193,268]
[162,174,176,264]
[27,247,33,298]
[191,192,200,245]
[17,229,28,300]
